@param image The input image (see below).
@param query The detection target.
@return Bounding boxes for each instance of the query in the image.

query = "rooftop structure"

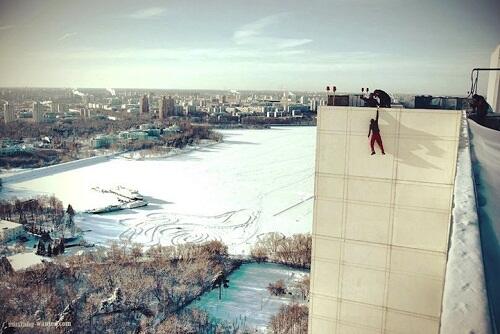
[7,252,49,272]
[0,220,24,243]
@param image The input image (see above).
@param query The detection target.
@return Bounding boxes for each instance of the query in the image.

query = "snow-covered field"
[1,127,315,254]
[192,262,307,331]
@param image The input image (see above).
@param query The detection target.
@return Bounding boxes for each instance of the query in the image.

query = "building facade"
[3,102,15,124]
[309,105,461,334]
[32,101,43,123]
[140,94,149,114]
[166,96,175,116]
[159,95,167,120]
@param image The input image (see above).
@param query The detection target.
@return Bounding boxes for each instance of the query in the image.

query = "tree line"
[0,196,65,226]
[250,233,312,269]
[0,240,240,333]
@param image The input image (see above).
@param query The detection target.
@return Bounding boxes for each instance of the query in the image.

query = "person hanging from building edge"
[368,107,385,155]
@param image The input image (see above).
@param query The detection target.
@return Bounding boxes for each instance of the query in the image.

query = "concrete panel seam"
[334,106,352,333]
[381,108,402,333]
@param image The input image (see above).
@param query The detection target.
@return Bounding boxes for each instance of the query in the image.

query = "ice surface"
[192,262,307,331]
[1,127,315,254]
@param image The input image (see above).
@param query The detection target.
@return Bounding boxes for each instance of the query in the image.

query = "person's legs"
[375,134,385,154]
[370,135,376,154]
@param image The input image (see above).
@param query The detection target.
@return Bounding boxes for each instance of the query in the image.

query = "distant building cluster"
[0,88,325,126]
[89,123,180,149]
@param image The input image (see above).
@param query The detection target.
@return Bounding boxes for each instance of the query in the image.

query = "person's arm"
[368,125,371,137]
[376,107,379,122]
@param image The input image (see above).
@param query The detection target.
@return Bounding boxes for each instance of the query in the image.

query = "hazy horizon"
[1,0,499,95]
[0,85,472,97]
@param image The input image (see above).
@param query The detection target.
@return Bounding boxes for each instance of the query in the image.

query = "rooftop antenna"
[326,85,337,106]
[333,86,337,106]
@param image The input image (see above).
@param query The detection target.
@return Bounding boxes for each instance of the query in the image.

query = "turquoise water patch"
[192,262,308,331]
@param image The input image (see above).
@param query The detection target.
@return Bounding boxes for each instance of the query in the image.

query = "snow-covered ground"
[1,127,315,254]
[192,262,307,331]
[441,118,492,334]
[468,119,500,332]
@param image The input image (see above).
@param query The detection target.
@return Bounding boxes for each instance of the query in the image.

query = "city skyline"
[0,0,499,95]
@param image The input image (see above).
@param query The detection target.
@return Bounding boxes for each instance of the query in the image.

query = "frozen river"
[192,262,307,331]
[2,127,315,254]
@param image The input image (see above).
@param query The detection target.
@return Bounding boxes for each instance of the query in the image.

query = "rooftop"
[0,220,22,230]
[7,252,49,272]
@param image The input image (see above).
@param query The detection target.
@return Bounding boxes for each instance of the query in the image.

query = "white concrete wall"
[486,44,500,113]
[309,106,461,334]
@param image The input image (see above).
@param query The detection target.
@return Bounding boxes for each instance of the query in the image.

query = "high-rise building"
[166,96,175,116]
[308,105,461,334]
[32,101,43,123]
[158,96,167,120]
[140,94,149,114]
[3,102,15,124]
[80,108,90,119]
[310,99,318,112]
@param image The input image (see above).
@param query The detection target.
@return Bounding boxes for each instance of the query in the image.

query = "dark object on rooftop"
[327,95,349,106]
[415,95,466,110]
[373,90,391,108]
[469,94,492,125]
[360,89,391,108]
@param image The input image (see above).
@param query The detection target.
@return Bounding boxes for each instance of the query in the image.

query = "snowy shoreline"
[117,139,220,161]
[1,140,221,184]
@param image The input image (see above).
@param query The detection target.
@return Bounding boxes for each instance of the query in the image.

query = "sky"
[0,0,499,95]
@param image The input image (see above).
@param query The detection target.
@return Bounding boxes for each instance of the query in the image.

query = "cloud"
[0,25,14,31]
[128,7,165,19]
[234,13,312,49]
[39,47,307,62]
[58,32,77,41]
